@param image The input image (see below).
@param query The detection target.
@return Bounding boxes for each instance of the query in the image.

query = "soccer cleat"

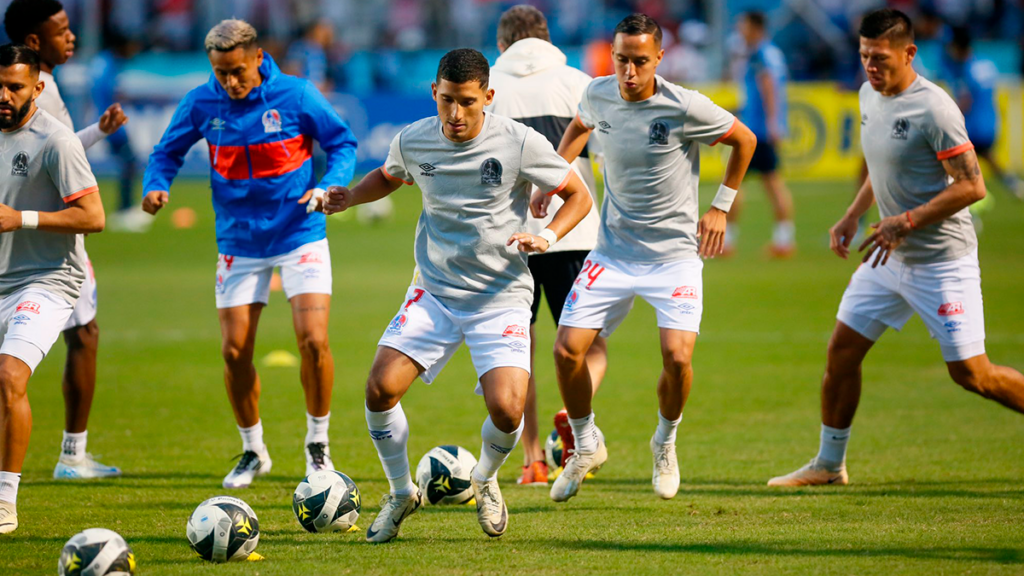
[222,449,272,489]
[53,454,122,479]
[550,438,607,502]
[0,502,16,534]
[767,243,796,259]
[516,461,549,486]
[553,409,574,468]
[365,489,422,543]
[650,436,680,499]
[471,471,508,537]
[767,458,849,487]
[304,442,334,476]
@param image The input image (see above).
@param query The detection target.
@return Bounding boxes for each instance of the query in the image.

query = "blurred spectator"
[286,18,335,93]
[661,20,710,84]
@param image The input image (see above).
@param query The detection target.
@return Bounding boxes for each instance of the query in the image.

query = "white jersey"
[579,75,736,263]
[859,76,977,264]
[383,113,573,311]
[487,38,599,253]
[36,70,105,150]
[0,108,98,304]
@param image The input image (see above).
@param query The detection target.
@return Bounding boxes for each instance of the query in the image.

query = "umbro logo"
[419,163,436,177]
[598,121,611,133]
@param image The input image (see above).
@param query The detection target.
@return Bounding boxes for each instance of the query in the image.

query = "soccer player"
[724,11,795,258]
[4,0,128,480]
[322,48,593,542]
[769,9,1024,487]
[943,28,1023,201]
[486,4,606,486]
[141,20,357,488]
[0,44,106,534]
[550,14,757,502]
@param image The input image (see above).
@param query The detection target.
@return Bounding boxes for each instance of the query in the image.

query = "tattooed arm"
[858,149,986,268]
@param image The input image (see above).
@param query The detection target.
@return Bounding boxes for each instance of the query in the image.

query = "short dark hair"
[743,11,767,29]
[614,13,663,47]
[436,48,490,89]
[497,5,550,48]
[859,8,914,45]
[4,0,63,45]
[0,43,41,75]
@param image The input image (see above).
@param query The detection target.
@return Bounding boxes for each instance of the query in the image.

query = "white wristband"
[538,228,558,248]
[711,184,739,213]
[21,210,38,230]
[306,188,326,214]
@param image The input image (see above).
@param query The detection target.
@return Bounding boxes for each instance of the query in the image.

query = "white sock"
[724,226,738,249]
[0,472,20,505]
[569,413,600,454]
[773,220,795,247]
[473,416,524,482]
[816,424,851,467]
[653,411,682,445]
[61,430,87,461]
[238,420,265,454]
[365,403,415,497]
[305,412,330,445]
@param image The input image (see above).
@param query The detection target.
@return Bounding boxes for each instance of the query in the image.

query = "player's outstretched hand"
[298,188,325,214]
[507,232,550,254]
[98,103,128,134]
[829,215,859,259]
[696,207,727,259]
[322,185,352,215]
[0,202,20,233]
[142,190,169,215]
[530,187,553,218]
[858,214,910,268]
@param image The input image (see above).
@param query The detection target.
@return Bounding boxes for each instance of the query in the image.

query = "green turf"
[2,177,1023,575]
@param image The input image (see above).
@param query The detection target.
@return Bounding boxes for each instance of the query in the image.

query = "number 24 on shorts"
[576,260,605,290]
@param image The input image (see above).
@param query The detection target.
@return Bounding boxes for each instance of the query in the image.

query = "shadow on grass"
[552,538,1024,564]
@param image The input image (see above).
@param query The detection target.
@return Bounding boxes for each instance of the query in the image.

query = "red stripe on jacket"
[208,134,313,181]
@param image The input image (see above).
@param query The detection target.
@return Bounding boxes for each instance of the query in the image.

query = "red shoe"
[517,461,549,485]
[767,244,796,259]
[553,409,575,468]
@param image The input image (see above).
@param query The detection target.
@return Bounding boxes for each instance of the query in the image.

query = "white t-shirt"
[860,76,977,264]
[384,113,573,311]
[0,109,98,303]
[36,70,105,150]
[579,75,736,263]
[487,38,599,254]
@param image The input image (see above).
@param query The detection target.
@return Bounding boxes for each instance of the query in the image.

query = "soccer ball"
[293,469,361,533]
[356,196,394,225]
[59,528,135,575]
[415,445,477,505]
[186,496,260,563]
[544,429,564,472]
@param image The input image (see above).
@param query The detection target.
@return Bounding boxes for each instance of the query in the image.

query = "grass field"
[2,177,1023,575]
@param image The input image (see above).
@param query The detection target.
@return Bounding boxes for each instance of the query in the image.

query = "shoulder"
[917,76,961,113]
[763,44,786,66]
[488,113,529,139]
[396,116,437,143]
[858,81,874,102]
[659,79,704,110]
[37,112,79,153]
[585,75,617,99]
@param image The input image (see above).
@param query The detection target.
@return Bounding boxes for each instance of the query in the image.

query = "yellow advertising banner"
[697,82,1024,181]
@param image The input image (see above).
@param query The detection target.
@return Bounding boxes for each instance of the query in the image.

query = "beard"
[0,99,33,130]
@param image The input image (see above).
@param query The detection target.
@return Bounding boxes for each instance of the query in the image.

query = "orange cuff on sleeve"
[546,170,573,196]
[381,165,412,186]
[710,118,739,147]
[936,142,974,161]
[63,185,98,203]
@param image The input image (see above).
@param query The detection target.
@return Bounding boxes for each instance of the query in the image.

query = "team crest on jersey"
[672,286,698,299]
[11,151,28,176]
[938,302,964,316]
[481,158,502,186]
[649,120,669,145]
[502,324,527,339]
[891,117,909,140]
[386,313,408,335]
[262,109,283,133]
[16,301,40,314]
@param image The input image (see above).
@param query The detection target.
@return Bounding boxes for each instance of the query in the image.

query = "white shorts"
[64,257,97,330]
[377,287,532,385]
[215,239,332,309]
[558,251,704,337]
[0,288,75,373]
[837,249,985,362]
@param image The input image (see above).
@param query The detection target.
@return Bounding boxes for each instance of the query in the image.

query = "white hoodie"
[488,38,599,253]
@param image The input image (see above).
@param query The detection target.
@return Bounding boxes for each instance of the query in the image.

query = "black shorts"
[528,250,590,325]
[749,140,778,173]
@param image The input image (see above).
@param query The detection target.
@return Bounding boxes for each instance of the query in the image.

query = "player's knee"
[221,341,254,369]
[949,363,992,397]
[365,371,399,412]
[297,333,330,363]
[65,320,100,351]
[490,409,523,434]
[661,347,692,375]
[826,337,863,377]
[0,364,27,408]
[553,339,586,370]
